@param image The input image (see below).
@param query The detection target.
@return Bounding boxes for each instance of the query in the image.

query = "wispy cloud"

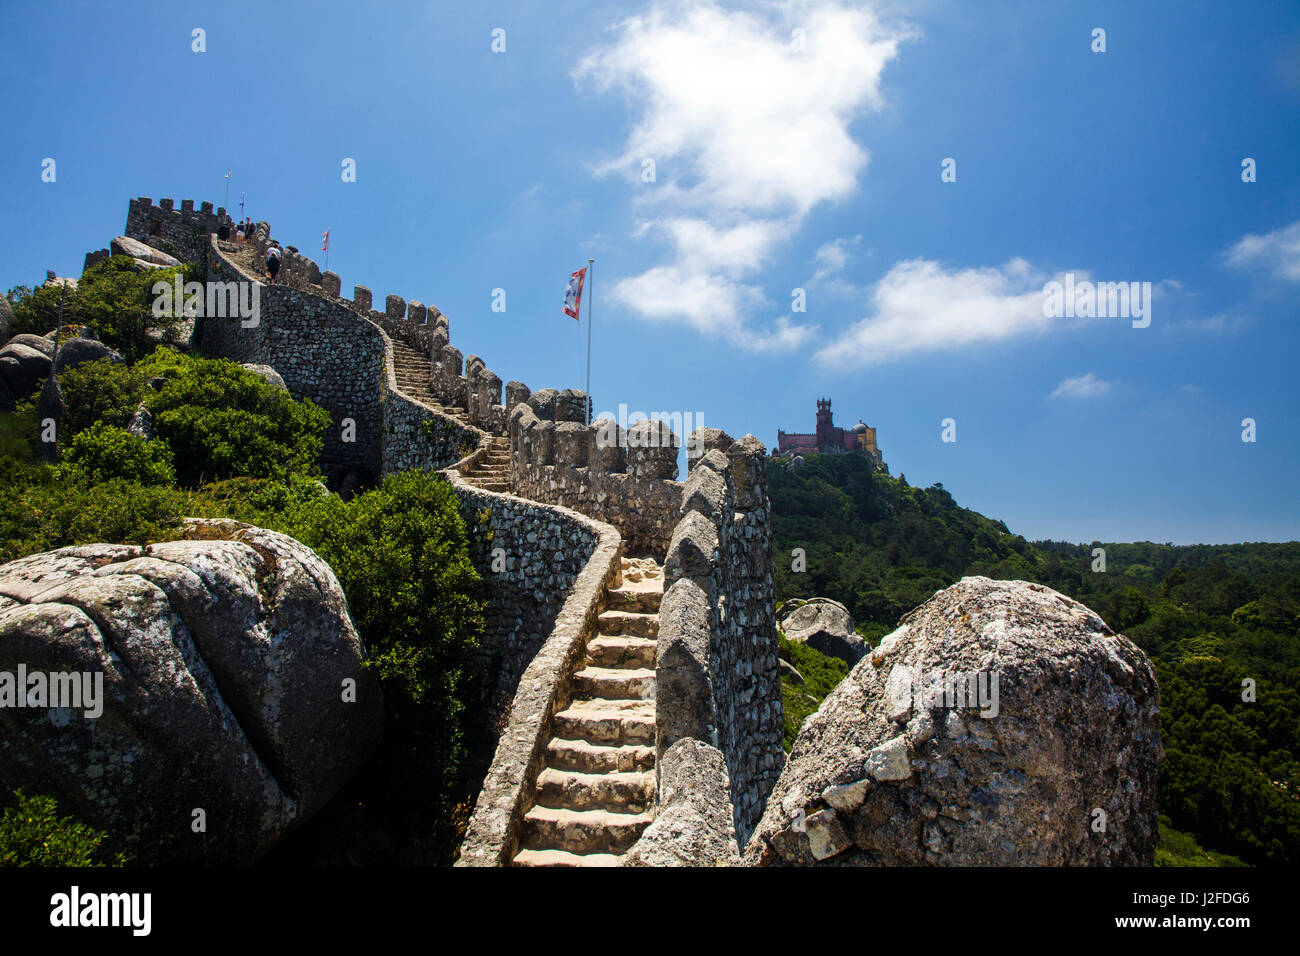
[1050,373,1110,399]
[575,0,912,350]
[814,256,1055,368]
[810,235,863,285]
[1225,219,1300,282]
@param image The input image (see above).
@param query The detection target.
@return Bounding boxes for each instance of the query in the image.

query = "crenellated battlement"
[125,196,232,265]
[126,197,455,352]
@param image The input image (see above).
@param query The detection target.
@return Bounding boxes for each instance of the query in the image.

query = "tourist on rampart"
[266,242,282,284]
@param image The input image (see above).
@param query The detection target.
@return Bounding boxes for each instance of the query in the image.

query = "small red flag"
[321,230,330,252]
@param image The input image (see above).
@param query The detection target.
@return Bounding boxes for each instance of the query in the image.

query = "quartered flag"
[321,230,330,252]
[562,267,587,320]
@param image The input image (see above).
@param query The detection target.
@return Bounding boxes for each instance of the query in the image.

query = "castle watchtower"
[815,398,833,447]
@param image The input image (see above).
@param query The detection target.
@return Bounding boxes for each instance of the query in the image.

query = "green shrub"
[140,353,330,485]
[778,635,849,750]
[198,475,331,524]
[56,422,175,486]
[274,470,484,704]
[0,475,208,563]
[0,404,42,485]
[58,357,149,438]
[0,790,122,866]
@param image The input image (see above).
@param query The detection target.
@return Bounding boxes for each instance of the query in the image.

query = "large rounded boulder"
[778,597,867,665]
[110,235,181,268]
[53,337,124,375]
[241,363,287,391]
[0,340,52,399]
[747,577,1160,866]
[0,295,12,343]
[0,519,384,864]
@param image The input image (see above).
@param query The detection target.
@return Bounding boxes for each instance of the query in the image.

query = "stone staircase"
[460,436,511,493]
[513,557,664,867]
[389,337,469,423]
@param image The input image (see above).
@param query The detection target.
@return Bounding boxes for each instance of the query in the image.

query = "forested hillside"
[769,453,1300,865]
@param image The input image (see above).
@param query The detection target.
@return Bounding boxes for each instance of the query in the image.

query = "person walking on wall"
[266,242,282,284]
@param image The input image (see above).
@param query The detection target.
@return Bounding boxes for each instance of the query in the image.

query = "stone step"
[618,560,663,582]
[597,610,659,638]
[535,768,655,813]
[545,738,654,774]
[521,805,653,855]
[586,635,656,669]
[605,587,662,614]
[571,666,655,701]
[512,848,621,868]
[552,699,654,746]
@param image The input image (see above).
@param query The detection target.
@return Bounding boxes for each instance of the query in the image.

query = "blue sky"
[2,0,1297,545]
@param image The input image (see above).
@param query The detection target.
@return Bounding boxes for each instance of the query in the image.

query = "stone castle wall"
[130,196,572,482]
[202,235,482,479]
[654,431,785,848]
[121,196,784,863]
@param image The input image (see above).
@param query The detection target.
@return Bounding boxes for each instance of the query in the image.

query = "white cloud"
[1050,373,1110,399]
[1225,220,1300,282]
[811,235,862,282]
[576,1,911,350]
[814,257,1058,368]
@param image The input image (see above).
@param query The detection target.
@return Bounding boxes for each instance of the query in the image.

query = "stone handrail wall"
[507,399,685,557]
[448,464,623,866]
[654,431,785,849]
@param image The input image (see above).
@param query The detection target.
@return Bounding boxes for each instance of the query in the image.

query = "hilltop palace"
[775,399,884,468]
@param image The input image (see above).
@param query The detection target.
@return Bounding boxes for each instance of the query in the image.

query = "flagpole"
[584,258,594,424]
